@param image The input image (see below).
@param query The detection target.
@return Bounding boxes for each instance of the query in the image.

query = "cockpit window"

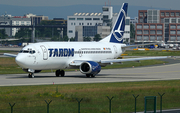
[19,50,36,54]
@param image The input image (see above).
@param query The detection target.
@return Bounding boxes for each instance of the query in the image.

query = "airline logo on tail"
[110,3,128,43]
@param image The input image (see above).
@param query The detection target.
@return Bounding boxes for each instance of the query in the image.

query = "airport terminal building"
[67,5,130,42]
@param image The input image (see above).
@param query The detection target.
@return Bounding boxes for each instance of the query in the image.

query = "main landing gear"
[55,70,65,77]
[28,73,34,78]
[86,74,95,78]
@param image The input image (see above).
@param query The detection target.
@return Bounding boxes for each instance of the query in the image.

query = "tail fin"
[99,3,128,43]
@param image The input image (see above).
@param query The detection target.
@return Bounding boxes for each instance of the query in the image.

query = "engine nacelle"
[23,69,42,73]
[80,61,101,75]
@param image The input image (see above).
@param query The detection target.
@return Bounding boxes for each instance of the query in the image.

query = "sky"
[1,0,180,10]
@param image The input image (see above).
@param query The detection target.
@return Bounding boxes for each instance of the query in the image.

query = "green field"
[0,80,180,113]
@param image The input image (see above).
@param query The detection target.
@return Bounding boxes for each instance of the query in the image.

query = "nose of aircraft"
[15,55,26,68]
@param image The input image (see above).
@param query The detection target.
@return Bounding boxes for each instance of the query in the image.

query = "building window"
[157,30,162,34]
[161,12,165,16]
[103,15,109,19]
[85,18,92,20]
[143,35,149,41]
[140,12,143,16]
[171,12,175,17]
[137,35,142,41]
[157,36,162,41]
[176,12,180,16]
[177,36,180,41]
[150,25,156,29]
[170,36,176,41]
[69,18,75,20]
[87,23,89,25]
[177,25,180,29]
[144,30,149,34]
[90,23,92,25]
[93,18,100,20]
[145,12,147,16]
[77,18,83,20]
[144,24,149,29]
[79,23,81,25]
[165,18,169,23]
[69,30,73,33]
[103,8,109,11]
[177,30,180,34]
[74,23,76,25]
[166,12,169,16]
[171,19,176,23]
[139,17,143,23]
[170,25,176,29]
[178,19,180,23]
[83,26,97,37]
[150,30,156,34]
[82,23,84,25]
[137,30,142,34]
[126,19,130,25]
[148,10,152,15]
[137,25,142,29]
[157,25,162,29]
[71,23,73,25]
[150,35,155,41]
[170,30,176,34]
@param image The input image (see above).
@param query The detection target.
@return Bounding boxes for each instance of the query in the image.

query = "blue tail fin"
[99,3,128,43]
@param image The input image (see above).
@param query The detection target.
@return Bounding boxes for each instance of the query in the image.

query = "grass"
[0,80,180,112]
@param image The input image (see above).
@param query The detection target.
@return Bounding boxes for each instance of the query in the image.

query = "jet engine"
[80,61,101,75]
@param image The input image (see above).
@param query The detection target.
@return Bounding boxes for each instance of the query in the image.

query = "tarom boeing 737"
[4,3,168,78]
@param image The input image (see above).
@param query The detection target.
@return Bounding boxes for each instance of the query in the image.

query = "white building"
[67,5,130,42]
[11,16,31,36]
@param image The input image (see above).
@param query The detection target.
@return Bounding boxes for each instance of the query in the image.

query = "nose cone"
[15,55,27,68]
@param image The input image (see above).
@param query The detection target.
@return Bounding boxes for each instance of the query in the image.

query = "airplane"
[4,3,169,78]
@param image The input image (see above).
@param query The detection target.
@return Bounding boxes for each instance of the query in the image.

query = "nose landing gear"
[28,73,34,78]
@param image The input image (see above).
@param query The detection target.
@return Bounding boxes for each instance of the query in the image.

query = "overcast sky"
[1,0,180,9]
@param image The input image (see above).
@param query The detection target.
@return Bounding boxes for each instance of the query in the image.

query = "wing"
[121,43,157,49]
[69,56,169,66]
[4,53,17,58]
[100,56,169,63]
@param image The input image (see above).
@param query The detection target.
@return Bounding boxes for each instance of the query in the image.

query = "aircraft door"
[40,45,48,60]
[79,49,82,57]
[113,45,118,58]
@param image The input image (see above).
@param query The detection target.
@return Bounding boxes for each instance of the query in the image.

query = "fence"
[0,93,165,113]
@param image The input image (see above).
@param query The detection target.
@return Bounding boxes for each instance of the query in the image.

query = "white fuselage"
[15,42,126,70]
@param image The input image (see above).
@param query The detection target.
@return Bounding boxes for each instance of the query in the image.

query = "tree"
[83,37,91,41]
[93,34,102,41]
[70,37,75,41]
[0,29,8,39]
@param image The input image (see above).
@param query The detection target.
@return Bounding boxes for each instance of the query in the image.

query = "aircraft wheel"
[28,73,34,78]
[55,70,60,77]
[60,70,65,77]
[91,74,95,78]
[86,74,91,77]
